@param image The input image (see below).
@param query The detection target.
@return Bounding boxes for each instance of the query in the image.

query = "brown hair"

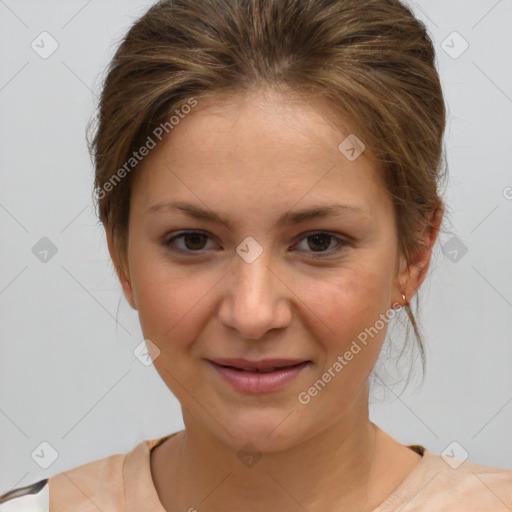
[88,0,449,385]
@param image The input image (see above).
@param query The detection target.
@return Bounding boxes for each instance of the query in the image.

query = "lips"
[207,359,311,393]
[208,358,310,372]
[219,363,303,373]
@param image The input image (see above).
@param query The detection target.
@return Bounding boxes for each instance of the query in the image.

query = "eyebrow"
[146,200,371,229]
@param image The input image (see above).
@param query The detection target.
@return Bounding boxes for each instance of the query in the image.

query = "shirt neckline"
[124,432,439,512]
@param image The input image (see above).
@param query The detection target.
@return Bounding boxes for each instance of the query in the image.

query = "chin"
[217,414,313,454]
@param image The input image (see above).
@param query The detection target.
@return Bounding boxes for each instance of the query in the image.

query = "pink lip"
[209,357,309,370]
[206,360,311,393]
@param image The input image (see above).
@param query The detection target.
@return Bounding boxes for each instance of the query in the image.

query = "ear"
[105,227,138,310]
[393,207,443,306]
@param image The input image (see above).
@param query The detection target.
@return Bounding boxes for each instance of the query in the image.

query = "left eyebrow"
[146,200,371,230]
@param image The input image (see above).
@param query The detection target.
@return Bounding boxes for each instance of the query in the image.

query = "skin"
[106,87,442,512]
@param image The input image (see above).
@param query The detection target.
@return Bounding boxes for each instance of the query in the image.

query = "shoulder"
[0,444,137,512]
[394,446,512,511]
[0,478,49,511]
[48,447,129,511]
[434,455,512,503]
[0,434,176,512]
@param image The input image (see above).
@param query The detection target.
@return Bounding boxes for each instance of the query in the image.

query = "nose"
[218,247,292,340]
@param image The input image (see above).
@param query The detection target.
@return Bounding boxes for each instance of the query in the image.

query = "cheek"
[295,263,393,389]
[130,256,216,345]
[297,262,393,341]
[295,269,393,420]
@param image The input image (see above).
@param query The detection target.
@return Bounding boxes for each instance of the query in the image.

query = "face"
[110,88,431,452]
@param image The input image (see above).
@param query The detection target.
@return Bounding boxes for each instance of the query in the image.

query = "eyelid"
[163,230,350,257]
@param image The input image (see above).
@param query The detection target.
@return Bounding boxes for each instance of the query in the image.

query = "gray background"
[1,0,511,493]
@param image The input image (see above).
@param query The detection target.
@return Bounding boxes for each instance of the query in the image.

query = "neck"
[153,388,399,512]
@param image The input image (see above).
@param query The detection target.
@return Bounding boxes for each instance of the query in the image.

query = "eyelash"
[163,230,350,258]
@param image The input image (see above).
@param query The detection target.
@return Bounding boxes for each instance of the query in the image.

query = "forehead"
[164,88,368,162]
[131,89,391,222]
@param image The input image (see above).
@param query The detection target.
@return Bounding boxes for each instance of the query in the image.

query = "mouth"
[216,362,308,373]
[206,359,312,393]
[207,357,312,372]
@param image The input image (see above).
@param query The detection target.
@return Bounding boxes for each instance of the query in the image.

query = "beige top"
[2,431,512,511]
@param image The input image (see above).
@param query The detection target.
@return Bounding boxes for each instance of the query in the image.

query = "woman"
[1,0,511,510]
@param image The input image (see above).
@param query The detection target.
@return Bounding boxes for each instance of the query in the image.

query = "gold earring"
[401,292,407,306]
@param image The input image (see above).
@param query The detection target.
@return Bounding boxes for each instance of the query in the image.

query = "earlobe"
[394,252,411,307]
[394,207,443,307]
[105,228,138,310]
[120,273,137,311]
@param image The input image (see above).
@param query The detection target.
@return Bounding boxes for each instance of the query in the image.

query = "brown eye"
[182,233,208,250]
[164,231,213,252]
[307,234,332,252]
[294,232,349,257]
